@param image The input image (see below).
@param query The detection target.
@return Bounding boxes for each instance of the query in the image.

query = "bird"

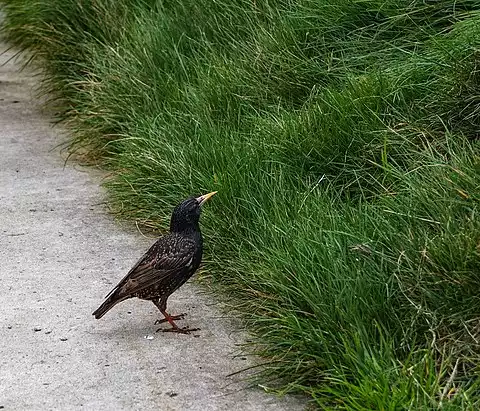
[92,191,217,334]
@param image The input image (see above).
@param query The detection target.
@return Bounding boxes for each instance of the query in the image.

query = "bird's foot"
[156,326,200,334]
[154,313,187,325]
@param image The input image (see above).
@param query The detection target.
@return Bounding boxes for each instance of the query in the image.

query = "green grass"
[2,0,480,408]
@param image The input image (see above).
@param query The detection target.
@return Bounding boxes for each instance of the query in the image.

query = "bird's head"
[170,191,217,233]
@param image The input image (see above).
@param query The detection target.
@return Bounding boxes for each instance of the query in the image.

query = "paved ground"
[0,40,305,410]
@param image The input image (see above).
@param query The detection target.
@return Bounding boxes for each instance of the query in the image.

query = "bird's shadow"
[89,310,171,339]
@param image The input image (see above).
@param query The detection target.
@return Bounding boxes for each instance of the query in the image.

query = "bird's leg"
[154,313,187,325]
[152,300,199,334]
[157,309,199,334]
[152,299,185,325]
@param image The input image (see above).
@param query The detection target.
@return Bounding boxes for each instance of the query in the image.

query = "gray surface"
[0,42,305,410]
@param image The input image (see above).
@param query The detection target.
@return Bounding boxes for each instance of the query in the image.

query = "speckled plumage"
[93,193,216,333]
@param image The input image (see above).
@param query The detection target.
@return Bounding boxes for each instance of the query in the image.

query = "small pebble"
[165,391,178,397]
[60,337,68,341]
[34,327,42,332]
[45,330,52,335]
[7,326,12,330]
[144,335,154,340]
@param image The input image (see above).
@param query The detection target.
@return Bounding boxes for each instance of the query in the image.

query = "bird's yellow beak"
[196,191,217,206]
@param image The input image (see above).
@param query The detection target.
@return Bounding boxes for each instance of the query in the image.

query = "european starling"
[92,191,217,334]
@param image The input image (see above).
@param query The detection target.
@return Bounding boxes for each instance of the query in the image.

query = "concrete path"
[0,41,305,410]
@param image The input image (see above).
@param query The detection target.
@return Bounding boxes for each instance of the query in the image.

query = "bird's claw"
[156,326,200,334]
[154,313,187,325]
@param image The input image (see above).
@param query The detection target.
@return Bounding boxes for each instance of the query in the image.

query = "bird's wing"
[104,235,196,298]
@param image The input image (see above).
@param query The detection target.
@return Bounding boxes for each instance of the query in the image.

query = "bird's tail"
[92,292,129,319]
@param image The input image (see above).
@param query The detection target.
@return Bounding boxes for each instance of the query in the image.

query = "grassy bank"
[2,0,480,408]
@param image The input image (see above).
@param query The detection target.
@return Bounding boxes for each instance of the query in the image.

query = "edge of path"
[0,39,307,410]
